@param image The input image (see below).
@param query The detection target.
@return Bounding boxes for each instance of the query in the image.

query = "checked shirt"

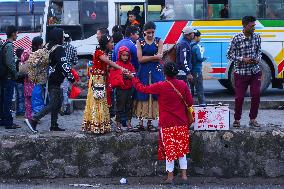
[227,32,262,75]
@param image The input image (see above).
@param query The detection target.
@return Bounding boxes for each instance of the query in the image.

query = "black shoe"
[25,119,38,133]
[49,126,65,131]
[5,124,18,129]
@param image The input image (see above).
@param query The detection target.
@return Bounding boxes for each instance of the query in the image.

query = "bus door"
[114,0,146,30]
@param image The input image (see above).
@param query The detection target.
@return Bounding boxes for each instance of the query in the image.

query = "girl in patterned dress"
[82,34,127,134]
[126,61,193,184]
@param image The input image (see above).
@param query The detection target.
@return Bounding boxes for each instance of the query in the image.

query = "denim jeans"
[0,79,16,126]
[16,83,25,115]
[191,72,206,105]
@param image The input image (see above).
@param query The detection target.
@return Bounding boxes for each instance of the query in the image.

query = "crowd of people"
[0,15,262,183]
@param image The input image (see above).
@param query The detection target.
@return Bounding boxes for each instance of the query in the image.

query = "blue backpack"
[31,85,45,114]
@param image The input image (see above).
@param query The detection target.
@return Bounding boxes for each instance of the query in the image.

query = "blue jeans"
[191,72,206,105]
[0,79,16,126]
[16,83,25,115]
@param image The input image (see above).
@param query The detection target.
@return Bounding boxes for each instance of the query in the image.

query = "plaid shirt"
[227,32,262,75]
[63,42,78,67]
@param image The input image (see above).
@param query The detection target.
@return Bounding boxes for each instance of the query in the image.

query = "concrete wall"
[0,130,283,178]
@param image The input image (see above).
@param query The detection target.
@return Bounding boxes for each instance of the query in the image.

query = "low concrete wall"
[0,130,283,179]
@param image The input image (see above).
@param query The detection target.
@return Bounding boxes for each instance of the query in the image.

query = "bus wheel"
[218,79,232,90]
[229,59,272,94]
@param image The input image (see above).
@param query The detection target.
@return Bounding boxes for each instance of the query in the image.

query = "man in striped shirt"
[227,16,262,128]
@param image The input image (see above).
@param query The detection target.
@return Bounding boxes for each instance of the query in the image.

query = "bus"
[0,0,45,50]
[2,0,284,93]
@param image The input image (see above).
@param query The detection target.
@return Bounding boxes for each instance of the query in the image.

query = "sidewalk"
[2,109,282,135]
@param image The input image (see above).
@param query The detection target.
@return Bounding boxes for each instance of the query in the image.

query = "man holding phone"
[227,16,262,128]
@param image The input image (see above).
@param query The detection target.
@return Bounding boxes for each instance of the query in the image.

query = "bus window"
[0,16,15,33]
[63,1,79,25]
[207,0,228,19]
[164,0,204,20]
[148,0,164,21]
[35,15,43,32]
[0,2,16,14]
[18,15,33,32]
[48,1,63,25]
[265,0,284,19]
[229,0,258,19]
[81,0,108,38]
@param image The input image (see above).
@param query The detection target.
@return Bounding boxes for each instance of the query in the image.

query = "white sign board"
[193,105,230,131]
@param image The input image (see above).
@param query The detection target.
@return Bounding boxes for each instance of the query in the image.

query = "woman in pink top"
[127,61,193,184]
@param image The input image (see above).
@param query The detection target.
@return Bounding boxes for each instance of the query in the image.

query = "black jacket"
[47,44,75,87]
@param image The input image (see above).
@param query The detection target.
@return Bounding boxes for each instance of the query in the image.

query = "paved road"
[203,80,284,100]
[0,177,283,189]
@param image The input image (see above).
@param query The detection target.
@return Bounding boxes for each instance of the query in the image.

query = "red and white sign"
[193,105,230,130]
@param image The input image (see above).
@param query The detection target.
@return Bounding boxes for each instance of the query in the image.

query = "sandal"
[233,120,240,128]
[132,124,144,132]
[126,121,135,132]
[249,120,260,127]
[116,123,123,133]
[147,122,158,132]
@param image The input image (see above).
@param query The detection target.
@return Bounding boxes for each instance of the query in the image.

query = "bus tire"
[229,59,272,94]
[218,79,231,89]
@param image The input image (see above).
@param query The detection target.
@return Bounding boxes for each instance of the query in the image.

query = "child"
[115,46,135,132]
[190,29,206,105]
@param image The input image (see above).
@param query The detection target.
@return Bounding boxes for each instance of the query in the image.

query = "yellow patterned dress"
[82,49,111,134]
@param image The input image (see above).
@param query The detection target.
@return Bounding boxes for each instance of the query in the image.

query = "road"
[203,80,284,100]
[0,177,283,189]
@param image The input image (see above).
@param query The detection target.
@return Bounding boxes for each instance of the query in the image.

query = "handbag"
[166,80,194,125]
[91,76,106,99]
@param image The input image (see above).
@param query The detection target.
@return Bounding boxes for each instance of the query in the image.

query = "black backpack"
[0,41,12,80]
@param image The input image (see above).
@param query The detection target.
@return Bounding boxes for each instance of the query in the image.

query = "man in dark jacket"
[176,26,195,85]
[26,28,75,133]
[0,25,20,129]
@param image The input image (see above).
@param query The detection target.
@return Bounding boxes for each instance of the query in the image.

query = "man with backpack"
[176,26,195,85]
[190,30,206,105]
[0,25,20,129]
[26,28,75,133]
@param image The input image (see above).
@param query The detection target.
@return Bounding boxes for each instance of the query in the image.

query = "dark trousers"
[234,72,261,120]
[192,72,205,105]
[33,86,63,126]
[0,79,15,127]
[16,83,25,114]
[116,88,133,123]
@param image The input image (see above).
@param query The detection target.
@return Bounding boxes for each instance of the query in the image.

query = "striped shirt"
[227,32,262,75]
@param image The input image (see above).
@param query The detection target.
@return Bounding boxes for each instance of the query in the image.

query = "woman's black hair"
[143,21,156,31]
[32,36,43,52]
[164,61,179,77]
[15,47,24,59]
[99,34,112,52]
[112,31,123,44]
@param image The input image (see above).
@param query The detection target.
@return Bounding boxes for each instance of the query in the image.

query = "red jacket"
[132,76,193,128]
[116,46,135,90]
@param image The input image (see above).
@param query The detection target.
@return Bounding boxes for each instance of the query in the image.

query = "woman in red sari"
[126,61,193,183]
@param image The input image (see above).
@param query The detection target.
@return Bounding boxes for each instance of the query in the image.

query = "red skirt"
[158,125,190,161]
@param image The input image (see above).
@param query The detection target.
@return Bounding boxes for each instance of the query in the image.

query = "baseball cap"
[182,26,195,34]
[194,29,201,37]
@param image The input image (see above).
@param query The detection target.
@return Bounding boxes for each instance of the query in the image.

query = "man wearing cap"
[176,26,195,85]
